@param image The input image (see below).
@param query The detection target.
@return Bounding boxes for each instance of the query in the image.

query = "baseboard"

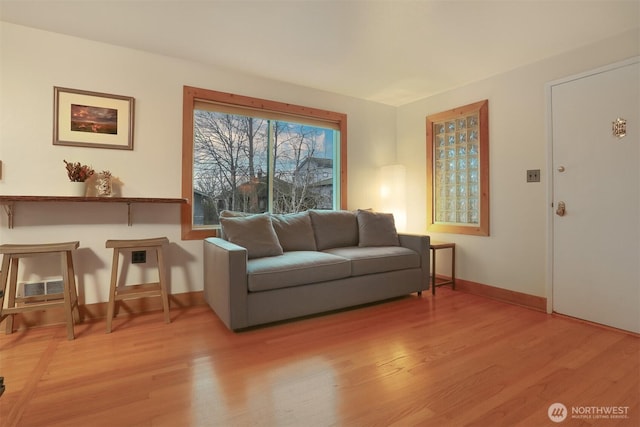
[1,291,207,331]
[2,280,547,331]
[444,276,547,312]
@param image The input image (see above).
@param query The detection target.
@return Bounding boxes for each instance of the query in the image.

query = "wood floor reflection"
[1,288,638,426]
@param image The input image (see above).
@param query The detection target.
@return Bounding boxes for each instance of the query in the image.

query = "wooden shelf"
[0,195,188,228]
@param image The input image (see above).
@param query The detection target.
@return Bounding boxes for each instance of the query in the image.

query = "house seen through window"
[182,86,347,240]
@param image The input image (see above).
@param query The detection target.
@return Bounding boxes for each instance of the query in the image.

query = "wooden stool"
[0,241,80,340]
[105,237,170,333]
[430,241,456,295]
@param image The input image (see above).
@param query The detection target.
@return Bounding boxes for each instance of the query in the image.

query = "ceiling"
[1,0,638,106]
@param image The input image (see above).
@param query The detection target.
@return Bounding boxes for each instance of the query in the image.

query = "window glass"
[182,86,347,240]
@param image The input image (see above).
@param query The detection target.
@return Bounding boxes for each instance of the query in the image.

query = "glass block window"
[426,100,489,236]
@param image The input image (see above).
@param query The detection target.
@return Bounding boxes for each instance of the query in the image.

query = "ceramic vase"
[69,181,86,197]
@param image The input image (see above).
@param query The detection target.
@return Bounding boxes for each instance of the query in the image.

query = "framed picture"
[53,87,134,150]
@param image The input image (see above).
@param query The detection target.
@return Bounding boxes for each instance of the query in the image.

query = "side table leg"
[452,245,456,290]
[431,247,436,295]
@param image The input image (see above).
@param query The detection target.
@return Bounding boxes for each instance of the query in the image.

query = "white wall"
[0,22,397,304]
[3,22,637,306]
[397,29,639,297]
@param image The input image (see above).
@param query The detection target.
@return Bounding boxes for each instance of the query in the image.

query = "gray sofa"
[203,209,430,330]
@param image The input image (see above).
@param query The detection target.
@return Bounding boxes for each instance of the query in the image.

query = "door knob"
[556,201,566,217]
[557,166,565,172]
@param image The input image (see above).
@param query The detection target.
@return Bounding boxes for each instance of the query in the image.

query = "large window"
[182,86,347,240]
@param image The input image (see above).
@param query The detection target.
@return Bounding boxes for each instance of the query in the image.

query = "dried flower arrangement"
[63,160,95,182]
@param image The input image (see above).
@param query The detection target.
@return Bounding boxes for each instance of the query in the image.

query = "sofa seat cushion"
[323,246,420,277]
[247,251,351,292]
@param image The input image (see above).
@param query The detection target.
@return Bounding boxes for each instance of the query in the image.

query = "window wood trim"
[181,86,348,240]
[426,99,489,236]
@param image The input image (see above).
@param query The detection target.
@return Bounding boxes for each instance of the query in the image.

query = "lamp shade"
[379,164,406,231]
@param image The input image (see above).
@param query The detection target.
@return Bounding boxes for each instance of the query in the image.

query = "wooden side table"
[430,241,456,295]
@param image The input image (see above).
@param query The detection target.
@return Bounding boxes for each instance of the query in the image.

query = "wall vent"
[20,281,45,297]
[18,279,64,298]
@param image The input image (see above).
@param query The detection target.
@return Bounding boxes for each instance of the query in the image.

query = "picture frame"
[53,87,134,150]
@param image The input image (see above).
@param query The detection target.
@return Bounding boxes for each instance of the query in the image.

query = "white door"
[550,58,640,333]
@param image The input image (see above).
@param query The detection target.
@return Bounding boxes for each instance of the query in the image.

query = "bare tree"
[193,111,333,221]
[194,111,266,216]
[272,123,324,213]
[240,116,266,180]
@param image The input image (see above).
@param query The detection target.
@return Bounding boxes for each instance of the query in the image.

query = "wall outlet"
[132,250,146,264]
[527,169,540,182]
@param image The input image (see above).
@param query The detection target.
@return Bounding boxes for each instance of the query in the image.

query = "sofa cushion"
[323,246,419,276]
[247,251,351,292]
[220,210,255,218]
[220,213,283,259]
[271,211,317,251]
[219,210,255,240]
[356,209,400,247]
[309,210,359,250]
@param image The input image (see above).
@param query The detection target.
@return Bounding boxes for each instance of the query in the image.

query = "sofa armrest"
[398,233,430,291]
[203,237,249,330]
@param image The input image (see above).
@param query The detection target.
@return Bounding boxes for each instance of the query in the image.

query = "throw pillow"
[309,210,359,250]
[356,209,400,247]
[271,211,317,251]
[220,210,255,218]
[219,210,256,240]
[220,213,283,259]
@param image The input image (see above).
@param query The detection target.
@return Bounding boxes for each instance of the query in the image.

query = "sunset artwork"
[71,104,118,135]
[54,87,133,149]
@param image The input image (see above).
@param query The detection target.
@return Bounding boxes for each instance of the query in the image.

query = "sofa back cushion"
[220,213,283,259]
[309,210,359,250]
[219,210,255,240]
[271,211,317,251]
[356,209,400,247]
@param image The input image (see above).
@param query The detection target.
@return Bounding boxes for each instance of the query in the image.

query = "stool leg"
[106,248,120,333]
[65,250,81,324]
[0,255,10,326]
[156,247,170,324]
[6,258,19,334]
[60,251,76,340]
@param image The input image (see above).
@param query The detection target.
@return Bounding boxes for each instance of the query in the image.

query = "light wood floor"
[1,288,638,427]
